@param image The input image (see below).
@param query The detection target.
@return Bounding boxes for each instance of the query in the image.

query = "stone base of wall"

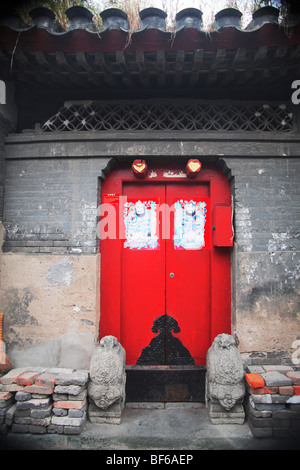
[245,365,300,438]
[0,368,89,435]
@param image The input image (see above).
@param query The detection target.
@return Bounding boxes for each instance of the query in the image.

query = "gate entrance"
[100,162,233,401]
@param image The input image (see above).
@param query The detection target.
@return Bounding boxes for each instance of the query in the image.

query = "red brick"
[35,373,56,388]
[0,391,12,401]
[286,371,300,385]
[23,384,53,395]
[245,373,265,389]
[293,386,300,395]
[0,368,26,385]
[279,386,294,396]
[250,387,265,395]
[53,398,86,410]
[264,386,278,394]
[251,386,278,395]
[16,371,41,386]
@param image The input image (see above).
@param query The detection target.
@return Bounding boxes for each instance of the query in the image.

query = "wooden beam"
[156,50,165,87]
[189,49,203,87]
[75,51,94,72]
[136,50,149,88]
[32,51,52,71]
[274,44,288,59]
[14,50,30,65]
[93,51,118,87]
[204,69,218,87]
[116,51,133,87]
[54,51,76,72]
[253,45,268,63]
[235,68,254,86]
[233,47,247,70]
[220,68,236,86]
[174,50,185,87]
[211,49,227,70]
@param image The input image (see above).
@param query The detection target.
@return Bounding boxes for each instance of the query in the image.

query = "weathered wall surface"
[227,157,300,361]
[0,253,100,369]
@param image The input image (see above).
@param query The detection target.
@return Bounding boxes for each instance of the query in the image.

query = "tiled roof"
[0,5,299,91]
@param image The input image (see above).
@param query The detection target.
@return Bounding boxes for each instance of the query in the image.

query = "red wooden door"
[100,163,232,367]
[165,183,211,365]
[121,182,166,365]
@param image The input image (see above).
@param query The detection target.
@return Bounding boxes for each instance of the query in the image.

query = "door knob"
[169,273,175,278]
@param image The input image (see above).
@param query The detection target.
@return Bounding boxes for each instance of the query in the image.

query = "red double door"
[100,163,232,366]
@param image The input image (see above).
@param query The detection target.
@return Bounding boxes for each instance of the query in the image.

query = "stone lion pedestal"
[205,334,245,424]
[88,335,126,424]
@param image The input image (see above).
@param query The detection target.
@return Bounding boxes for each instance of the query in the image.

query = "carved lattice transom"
[41,101,294,132]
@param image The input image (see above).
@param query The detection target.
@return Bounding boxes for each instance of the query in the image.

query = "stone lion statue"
[88,335,126,410]
[206,333,245,412]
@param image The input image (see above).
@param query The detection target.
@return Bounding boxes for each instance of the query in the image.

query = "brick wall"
[4,156,299,255]
[3,158,111,254]
[0,115,13,221]
[228,158,300,253]
[226,157,300,360]
[1,138,300,362]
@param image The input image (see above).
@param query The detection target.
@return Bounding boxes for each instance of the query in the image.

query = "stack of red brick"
[0,367,88,435]
[245,365,300,438]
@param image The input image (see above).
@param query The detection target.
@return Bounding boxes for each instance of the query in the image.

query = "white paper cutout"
[174,199,207,250]
[124,200,158,250]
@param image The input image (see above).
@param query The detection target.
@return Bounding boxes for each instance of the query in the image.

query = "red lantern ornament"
[185,159,202,178]
[132,159,148,178]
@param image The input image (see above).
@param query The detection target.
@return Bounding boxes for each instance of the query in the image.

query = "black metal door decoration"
[137,314,195,365]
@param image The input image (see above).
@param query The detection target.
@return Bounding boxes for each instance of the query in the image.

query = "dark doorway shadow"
[137,314,195,365]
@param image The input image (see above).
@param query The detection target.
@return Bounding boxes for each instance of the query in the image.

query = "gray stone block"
[28,424,47,434]
[51,415,86,427]
[68,389,87,401]
[68,403,87,418]
[14,416,32,424]
[63,420,87,434]
[52,407,68,416]
[31,405,52,418]
[261,371,292,387]
[16,398,51,410]
[11,423,29,433]
[208,402,245,424]
[54,370,89,387]
[15,391,32,402]
[54,384,86,395]
[30,416,51,427]
[248,420,273,438]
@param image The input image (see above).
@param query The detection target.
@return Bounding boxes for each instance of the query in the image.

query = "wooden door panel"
[166,183,211,365]
[121,183,166,365]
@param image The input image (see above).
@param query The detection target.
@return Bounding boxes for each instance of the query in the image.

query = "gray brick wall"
[225,156,300,344]
[227,157,300,253]
[3,155,300,258]
[3,158,111,254]
[0,115,14,221]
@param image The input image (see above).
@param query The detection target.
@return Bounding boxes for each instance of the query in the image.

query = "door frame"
[99,160,233,364]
